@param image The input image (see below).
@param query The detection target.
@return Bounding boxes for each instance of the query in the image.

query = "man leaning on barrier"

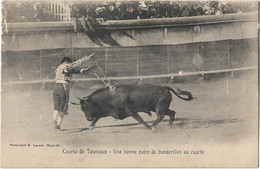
[53,56,95,130]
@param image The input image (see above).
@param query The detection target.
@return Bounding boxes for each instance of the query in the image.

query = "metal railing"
[50,1,71,22]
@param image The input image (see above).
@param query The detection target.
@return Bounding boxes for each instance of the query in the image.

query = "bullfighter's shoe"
[57,125,61,130]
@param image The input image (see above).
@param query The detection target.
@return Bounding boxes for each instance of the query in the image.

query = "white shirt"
[55,63,72,84]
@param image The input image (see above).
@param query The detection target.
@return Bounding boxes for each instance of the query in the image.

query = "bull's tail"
[167,87,193,101]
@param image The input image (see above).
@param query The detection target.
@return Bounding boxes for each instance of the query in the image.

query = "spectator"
[147,2,159,18]
[137,1,149,19]
[158,2,168,18]
[33,3,45,22]
[190,2,204,16]
[216,1,225,15]
[125,5,138,20]
[105,5,117,20]
[170,3,181,17]
[203,2,213,15]
[85,9,96,32]
[94,6,106,19]
[78,4,89,31]
[181,5,190,17]
[70,4,80,32]
[114,2,126,20]
[165,1,174,17]
[71,3,89,32]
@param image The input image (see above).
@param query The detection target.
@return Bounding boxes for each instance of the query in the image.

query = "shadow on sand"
[61,118,242,133]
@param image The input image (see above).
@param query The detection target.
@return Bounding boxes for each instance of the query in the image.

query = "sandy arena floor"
[1,72,258,167]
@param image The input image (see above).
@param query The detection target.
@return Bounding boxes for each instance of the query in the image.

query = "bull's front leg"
[89,117,99,130]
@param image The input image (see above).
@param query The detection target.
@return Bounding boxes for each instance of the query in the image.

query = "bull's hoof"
[89,126,94,130]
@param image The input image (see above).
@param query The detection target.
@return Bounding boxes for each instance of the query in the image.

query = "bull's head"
[75,97,94,121]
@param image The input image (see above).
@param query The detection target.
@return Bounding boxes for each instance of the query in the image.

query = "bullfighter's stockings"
[53,110,59,129]
[55,84,70,130]
[57,112,65,130]
[62,83,70,115]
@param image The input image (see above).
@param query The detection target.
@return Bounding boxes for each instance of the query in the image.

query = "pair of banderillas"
[90,61,115,90]
[70,53,115,90]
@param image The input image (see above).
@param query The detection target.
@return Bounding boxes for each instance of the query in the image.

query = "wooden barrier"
[2,66,257,86]
[2,38,257,82]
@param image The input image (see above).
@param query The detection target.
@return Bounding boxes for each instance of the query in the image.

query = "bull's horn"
[70,101,80,105]
[82,96,89,100]
[76,97,83,101]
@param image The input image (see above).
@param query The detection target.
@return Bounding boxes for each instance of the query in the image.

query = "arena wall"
[1,13,258,85]
[2,13,257,51]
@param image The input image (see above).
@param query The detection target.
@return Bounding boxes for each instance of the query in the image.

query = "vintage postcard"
[1,0,258,168]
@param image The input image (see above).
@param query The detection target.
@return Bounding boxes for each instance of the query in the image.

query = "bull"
[72,84,193,130]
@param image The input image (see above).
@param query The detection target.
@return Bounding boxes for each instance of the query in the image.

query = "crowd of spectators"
[71,1,257,20]
[70,1,257,32]
[2,1,257,24]
[2,1,54,23]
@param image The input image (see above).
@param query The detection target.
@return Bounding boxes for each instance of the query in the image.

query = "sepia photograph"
[1,0,258,168]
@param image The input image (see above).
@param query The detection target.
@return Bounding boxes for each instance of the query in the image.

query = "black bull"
[71,84,193,130]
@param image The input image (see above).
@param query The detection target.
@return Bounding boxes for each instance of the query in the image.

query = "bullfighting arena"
[1,70,258,167]
[1,2,258,166]
[2,71,257,146]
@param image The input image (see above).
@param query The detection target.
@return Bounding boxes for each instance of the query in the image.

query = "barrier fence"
[1,38,258,85]
[50,1,71,22]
